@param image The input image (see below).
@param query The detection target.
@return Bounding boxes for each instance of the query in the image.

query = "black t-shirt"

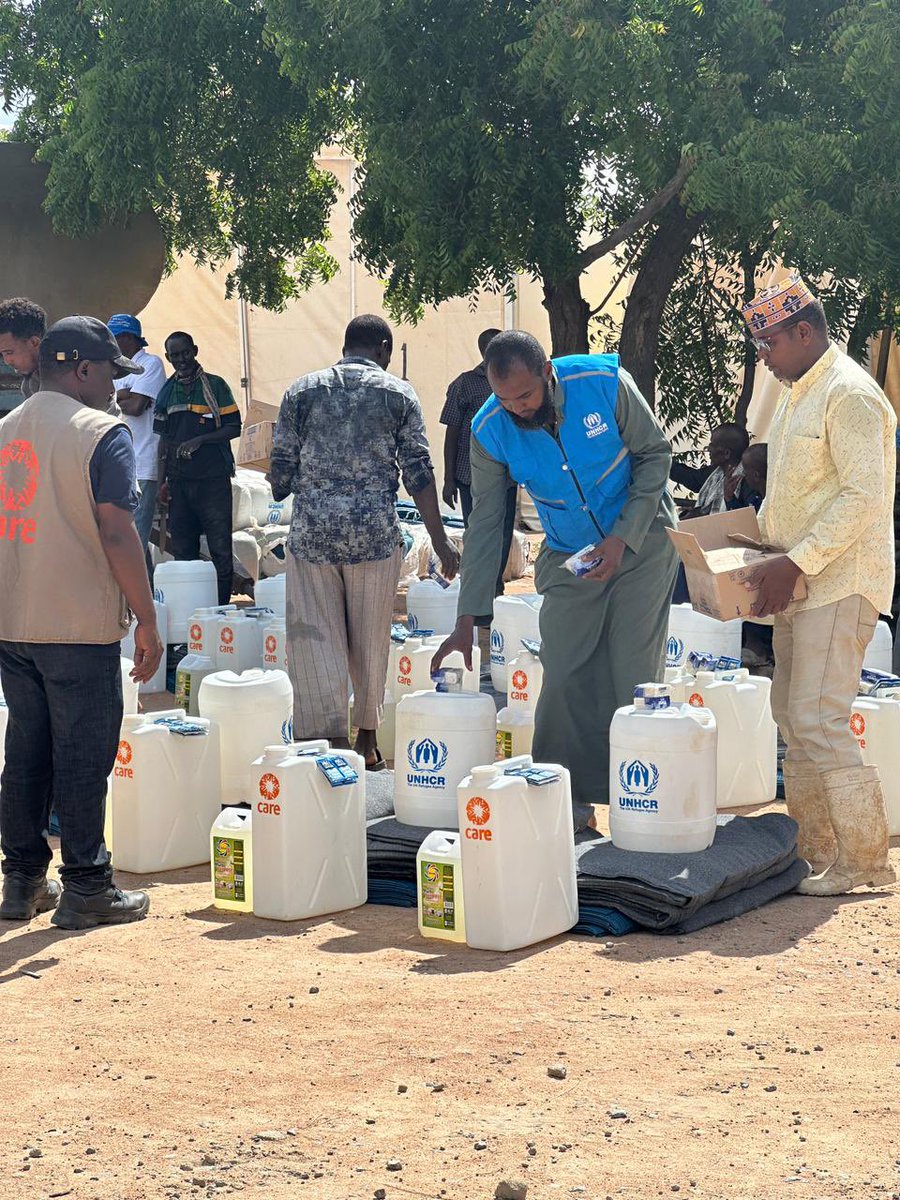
[154,372,241,479]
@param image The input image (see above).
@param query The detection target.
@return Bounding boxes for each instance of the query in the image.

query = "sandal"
[365,750,388,772]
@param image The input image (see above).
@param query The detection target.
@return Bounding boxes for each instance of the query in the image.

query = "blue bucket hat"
[107,313,148,347]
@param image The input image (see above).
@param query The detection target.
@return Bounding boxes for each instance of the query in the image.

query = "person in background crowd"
[670,422,751,518]
[432,330,677,830]
[270,314,459,769]
[727,442,767,513]
[743,272,896,896]
[0,316,162,928]
[441,327,517,598]
[108,314,167,570]
[0,297,46,411]
[154,331,241,605]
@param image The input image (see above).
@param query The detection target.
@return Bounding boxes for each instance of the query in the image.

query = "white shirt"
[114,348,168,480]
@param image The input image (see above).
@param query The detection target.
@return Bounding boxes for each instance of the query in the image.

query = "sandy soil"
[2,806,899,1200]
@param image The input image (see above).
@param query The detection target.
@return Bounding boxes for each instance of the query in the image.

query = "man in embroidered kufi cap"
[742,272,896,895]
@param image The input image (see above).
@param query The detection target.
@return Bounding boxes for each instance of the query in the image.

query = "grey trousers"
[286,547,402,740]
[531,525,678,829]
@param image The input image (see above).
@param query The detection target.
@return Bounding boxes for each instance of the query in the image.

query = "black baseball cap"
[40,315,144,379]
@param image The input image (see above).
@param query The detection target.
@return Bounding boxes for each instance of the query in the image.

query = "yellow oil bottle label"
[175,670,191,711]
[420,860,457,931]
[496,729,512,759]
[213,836,246,902]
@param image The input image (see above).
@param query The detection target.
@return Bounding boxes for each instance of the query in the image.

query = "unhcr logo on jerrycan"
[490,627,504,665]
[665,635,684,668]
[406,737,449,789]
[617,759,660,812]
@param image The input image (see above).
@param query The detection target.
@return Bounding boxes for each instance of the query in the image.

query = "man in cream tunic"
[744,272,896,895]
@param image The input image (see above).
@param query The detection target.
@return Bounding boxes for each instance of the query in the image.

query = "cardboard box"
[666,507,807,621]
[237,421,274,471]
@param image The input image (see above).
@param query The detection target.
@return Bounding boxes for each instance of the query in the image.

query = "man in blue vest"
[432,330,678,829]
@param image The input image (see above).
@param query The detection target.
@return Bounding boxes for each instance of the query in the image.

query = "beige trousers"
[285,547,402,740]
[771,595,878,772]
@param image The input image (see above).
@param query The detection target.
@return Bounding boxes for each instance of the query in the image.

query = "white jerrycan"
[188,605,236,657]
[457,760,578,951]
[663,664,696,704]
[609,683,717,853]
[174,654,217,717]
[686,668,777,809]
[393,635,480,700]
[121,599,169,693]
[507,642,543,712]
[154,559,218,643]
[250,742,367,920]
[849,694,900,835]
[666,603,742,669]
[110,711,222,872]
[863,620,893,673]
[211,807,253,912]
[254,574,287,619]
[490,595,543,692]
[407,576,461,636]
[417,830,465,943]
[495,706,535,760]
[262,618,289,672]
[198,669,294,808]
[394,689,498,828]
[120,658,139,716]
[214,610,271,673]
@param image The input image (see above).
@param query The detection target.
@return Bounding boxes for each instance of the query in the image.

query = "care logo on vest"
[665,635,684,667]
[850,712,866,738]
[0,438,39,544]
[617,759,660,812]
[406,737,449,789]
[583,412,609,439]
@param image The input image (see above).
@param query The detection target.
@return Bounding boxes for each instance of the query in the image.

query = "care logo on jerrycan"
[257,771,281,814]
[617,759,660,812]
[464,795,492,841]
[490,627,505,664]
[115,739,134,779]
[189,622,204,651]
[397,654,412,688]
[406,737,449,789]
[665,635,684,668]
[510,669,528,701]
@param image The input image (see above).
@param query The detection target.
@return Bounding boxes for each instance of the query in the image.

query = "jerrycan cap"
[470,764,501,783]
[432,667,463,693]
[633,682,671,710]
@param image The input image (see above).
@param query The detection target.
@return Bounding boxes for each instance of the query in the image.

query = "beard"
[508,381,553,430]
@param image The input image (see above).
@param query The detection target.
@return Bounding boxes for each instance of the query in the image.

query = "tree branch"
[579,156,696,273]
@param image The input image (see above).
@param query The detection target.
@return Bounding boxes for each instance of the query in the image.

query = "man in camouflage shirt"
[269,314,459,767]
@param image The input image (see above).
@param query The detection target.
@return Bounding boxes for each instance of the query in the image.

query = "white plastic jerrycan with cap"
[863,620,893,673]
[495,706,535,760]
[490,595,543,692]
[609,682,717,853]
[457,759,578,951]
[684,668,777,809]
[121,599,169,693]
[198,669,294,808]
[110,711,222,872]
[417,830,465,943]
[262,617,289,672]
[154,560,218,643]
[394,687,498,828]
[506,641,543,712]
[250,741,367,921]
[849,693,900,836]
[214,609,272,673]
[211,806,253,912]
[666,603,742,670]
[407,576,461,636]
[393,634,480,699]
[174,654,217,717]
[188,605,236,657]
[255,575,287,619]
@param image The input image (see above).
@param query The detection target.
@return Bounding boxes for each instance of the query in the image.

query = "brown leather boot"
[782,761,836,873]
[798,765,896,896]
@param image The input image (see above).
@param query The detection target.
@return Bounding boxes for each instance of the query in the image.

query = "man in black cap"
[0,315,162,929]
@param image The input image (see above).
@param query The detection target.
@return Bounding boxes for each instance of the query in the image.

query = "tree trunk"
[734,246,765,430]
[618,200,703,407]
[542,275,590,356]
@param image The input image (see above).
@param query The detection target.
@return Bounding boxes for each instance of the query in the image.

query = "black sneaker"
[51,886,150,930]
[0,875,61,921]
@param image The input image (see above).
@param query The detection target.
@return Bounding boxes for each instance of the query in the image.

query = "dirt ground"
[3,567,900,1200]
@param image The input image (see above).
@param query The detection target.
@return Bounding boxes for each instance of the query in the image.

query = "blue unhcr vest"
[472,353,631,553]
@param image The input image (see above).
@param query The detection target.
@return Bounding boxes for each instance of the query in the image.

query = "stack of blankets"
[364,772,807,937]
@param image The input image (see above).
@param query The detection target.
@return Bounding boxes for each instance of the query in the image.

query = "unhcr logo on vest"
[583,412,609,439]
[665,635,684,667]
[407,737,449,789]
[618,759,660,812]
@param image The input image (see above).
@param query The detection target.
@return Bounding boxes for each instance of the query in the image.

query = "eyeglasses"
[748,318,799,353]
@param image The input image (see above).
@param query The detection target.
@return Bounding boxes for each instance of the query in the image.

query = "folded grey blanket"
[366,814,433,878]
[365,769,397,822]
[575,812,802,929]
[662,856,809,935]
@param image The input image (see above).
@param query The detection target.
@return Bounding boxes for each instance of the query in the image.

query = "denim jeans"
[458,481,518,600]
[0,641,121,894]
[134,478,159,577]
[169,475,234,605]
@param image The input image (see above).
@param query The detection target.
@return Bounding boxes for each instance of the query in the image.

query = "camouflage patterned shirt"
[269,356,435,564]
